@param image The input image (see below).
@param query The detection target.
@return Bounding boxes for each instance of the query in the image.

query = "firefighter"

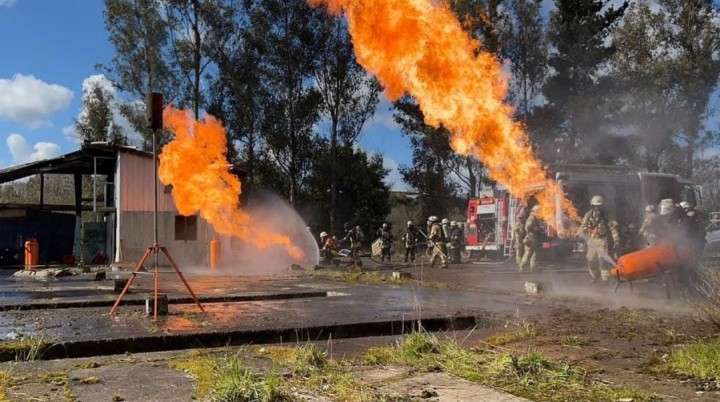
[376,223,393,262]
[319,231,337,264]
[449,221,463,264]
[520,205,543,272]
[672,200,705,256]
[429,216,448,269]
[639,205,659,246]
[342,223,364,267]
[580,195,612,283]
[513,207,528,267]
[440,218,451,258]
[403,221,418,263]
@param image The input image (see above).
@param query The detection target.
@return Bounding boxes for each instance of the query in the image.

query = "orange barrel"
[209,236,221,269]
[610,243,691,281]
[24,238,39,270]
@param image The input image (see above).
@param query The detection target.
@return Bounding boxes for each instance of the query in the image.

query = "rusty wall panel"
[119,152,177,212]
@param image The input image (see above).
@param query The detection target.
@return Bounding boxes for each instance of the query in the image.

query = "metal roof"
[0,142,149,184]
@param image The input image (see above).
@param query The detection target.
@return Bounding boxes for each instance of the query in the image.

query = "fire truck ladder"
[503,197,518,257]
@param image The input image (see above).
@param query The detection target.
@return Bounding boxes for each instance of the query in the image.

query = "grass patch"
[254,344,385,401]
[0,370,9,401]
[306,269,455,289]
[560,335,585,347]
[0,332,51,361]
[484,327,537,347]
[170,350,292,401]
[362,331,656,402]
[651,337,720,390]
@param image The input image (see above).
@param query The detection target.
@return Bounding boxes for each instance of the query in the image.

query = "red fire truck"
[464,165,702,260]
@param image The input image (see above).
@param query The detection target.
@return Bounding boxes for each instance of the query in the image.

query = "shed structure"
[0,142,236,267]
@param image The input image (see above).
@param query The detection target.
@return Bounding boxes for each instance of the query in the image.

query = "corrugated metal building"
[0,142,235,267]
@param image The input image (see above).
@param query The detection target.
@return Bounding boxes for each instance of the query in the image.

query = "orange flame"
[159,107,305,261]
[309,0,579,225]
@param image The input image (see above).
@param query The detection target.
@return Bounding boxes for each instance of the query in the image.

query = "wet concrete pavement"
[0,258,697,401]
[0,256,688,360]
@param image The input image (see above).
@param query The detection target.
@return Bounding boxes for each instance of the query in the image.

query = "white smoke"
[216,192,319,275]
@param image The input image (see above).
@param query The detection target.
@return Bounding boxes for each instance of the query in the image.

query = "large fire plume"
[159,107,305,261]
[310,0,579,225]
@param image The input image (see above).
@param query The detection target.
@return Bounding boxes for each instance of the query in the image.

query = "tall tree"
[75,81,128,145]
[611,0,683,173]
[659,0,720,178]
[166,0,235,119]
[313,13,381,234]
[505,0,547,121]
[450,0,511,57]
[207,1,264,188]
[540,0,627,163]
[307,142,390,235]
[101,0,176,149]
[252,0,324,204]
[394,96,470,220]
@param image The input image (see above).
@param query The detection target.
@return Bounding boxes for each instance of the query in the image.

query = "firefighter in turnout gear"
[403,221,418,263]
[429,216,448,269]
[319,231,337,264]
[639,205,659,246]
[520,205,543,272]
[376,223,394,262]
[513,206,528,267]
[342,223,364,267]
[449,221,463,264]
[580,195,612,282]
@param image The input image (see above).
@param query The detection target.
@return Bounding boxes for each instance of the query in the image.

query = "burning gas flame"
[159,107,306,261]
[309,0,579,226]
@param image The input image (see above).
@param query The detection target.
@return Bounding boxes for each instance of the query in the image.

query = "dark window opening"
[174,215,197,241]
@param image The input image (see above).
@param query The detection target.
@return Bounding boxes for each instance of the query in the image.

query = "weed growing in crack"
[650,337,720,391]
[361,331,657,402]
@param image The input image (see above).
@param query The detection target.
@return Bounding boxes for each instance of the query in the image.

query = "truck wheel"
[461,250,472,259]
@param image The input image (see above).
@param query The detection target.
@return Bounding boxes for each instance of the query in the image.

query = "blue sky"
[0,0,411,188]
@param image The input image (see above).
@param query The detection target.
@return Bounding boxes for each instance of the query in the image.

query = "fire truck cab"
[464,165,701,260]
[464,189,513,259]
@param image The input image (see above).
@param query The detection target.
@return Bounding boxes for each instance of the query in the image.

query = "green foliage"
[170,351,294,402]
[74,80,127,145]
[362,332,657,402]
[393,95,472,219]
[307,143,390,236]
[539,0,629,164]
[649,337,720,391]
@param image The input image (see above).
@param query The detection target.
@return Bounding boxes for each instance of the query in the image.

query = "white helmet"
[450,221,456,226]
[407,220,413,226]
[429,216,438,222]
[319,231,328,238]
[382,223,388,229]
[590,195,604,206]
[645,205,655,213]
[442,218,450,224]
[658,199,677,215]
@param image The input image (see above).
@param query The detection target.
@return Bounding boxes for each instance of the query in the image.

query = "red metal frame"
[109,243,205,322]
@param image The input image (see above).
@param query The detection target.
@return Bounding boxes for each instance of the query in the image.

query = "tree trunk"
[466,156,476,198]
[330,120,338,234]
[192,0,201,119]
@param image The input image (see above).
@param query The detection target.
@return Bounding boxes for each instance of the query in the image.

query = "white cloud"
[366,95,400,132]
[0,74,74,128]
[6,133,62,164]
[0,0,16,7]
